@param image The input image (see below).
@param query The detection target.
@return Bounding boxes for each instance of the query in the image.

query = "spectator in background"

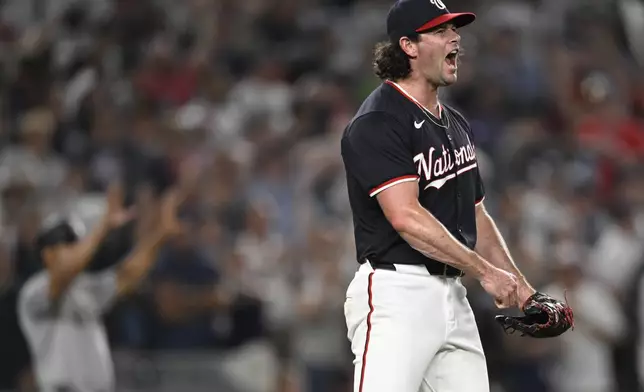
[478,25,547,114]
[149,215,229,350]
[635,253,644,389]
[233,199,294,337]
[292,225,351,392]
[0,108,68,195]
[588,204,644,301]
[544,238,626,392]
[133,34,199,108]
[225,57,294,137]
[6,29,54,121]
[575,86,644,163]
[0,239,34,392]
[83,108,126,192]
[0,180,36,243]
[11,202,43,287]
[110,0,165,73]
[199,151,248,237]
[246,143,297,241]
[230,198,297,389]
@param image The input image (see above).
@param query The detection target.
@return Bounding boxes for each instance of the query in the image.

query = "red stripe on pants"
[359,272,375,392]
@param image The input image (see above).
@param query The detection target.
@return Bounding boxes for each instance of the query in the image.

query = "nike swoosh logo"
[414,120,425,129]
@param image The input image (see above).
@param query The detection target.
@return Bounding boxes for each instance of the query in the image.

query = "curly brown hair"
[372,34,419,81]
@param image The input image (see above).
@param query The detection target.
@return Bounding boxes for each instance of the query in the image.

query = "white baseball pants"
[344,262,489,392]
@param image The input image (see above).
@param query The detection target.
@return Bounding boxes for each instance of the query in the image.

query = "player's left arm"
[456,110,537,306]
[474,201,535,305]
[81,188,185,314]
[114,189,183,297]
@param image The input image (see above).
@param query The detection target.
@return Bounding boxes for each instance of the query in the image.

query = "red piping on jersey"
[359,272,375,392]
[369,175,419,196]
[475,195,485,205]
[385,80,443,118]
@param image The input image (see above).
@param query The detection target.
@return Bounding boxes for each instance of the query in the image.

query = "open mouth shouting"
[445,48,459,71]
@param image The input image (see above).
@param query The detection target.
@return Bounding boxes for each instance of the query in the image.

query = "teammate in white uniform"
[18,184,183,392]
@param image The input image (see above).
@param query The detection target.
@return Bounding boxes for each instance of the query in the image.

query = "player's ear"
[399,36,418,59]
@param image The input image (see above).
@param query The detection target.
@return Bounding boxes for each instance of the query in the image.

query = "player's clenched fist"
[479,266,518,309]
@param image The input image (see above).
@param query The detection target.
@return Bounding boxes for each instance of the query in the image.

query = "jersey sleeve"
[78,270,118,314]
[475,169,485,205]
[18,271,118,325]
[341,112,418,197]
[18,274,52,319]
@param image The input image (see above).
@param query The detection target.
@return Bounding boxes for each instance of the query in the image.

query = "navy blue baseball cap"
[36,216,85,252]
[387,0,476,43]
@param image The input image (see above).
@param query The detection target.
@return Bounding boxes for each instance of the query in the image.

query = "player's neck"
[394,78,440,117]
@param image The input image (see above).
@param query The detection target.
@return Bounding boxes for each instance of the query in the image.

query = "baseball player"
[340,1,574,392]
[17,184,183,392]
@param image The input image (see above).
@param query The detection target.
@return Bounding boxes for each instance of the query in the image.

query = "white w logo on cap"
[429,0,446,10]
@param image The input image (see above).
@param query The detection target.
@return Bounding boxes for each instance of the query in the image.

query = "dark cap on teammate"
[35,215,85,253]
[387,0,476,43]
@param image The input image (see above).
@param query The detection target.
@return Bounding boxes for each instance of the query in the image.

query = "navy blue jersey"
[341,81,485,266]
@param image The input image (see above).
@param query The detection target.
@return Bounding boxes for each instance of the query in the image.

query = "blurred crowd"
[0,0,643,391]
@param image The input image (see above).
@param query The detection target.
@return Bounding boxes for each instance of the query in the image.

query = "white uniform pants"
[344,262,489,392]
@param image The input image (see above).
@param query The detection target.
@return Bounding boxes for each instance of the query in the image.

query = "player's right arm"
[376,181,517,307]
[377,182,487,275]
[341,112,518,308]
[47,183,132,301]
